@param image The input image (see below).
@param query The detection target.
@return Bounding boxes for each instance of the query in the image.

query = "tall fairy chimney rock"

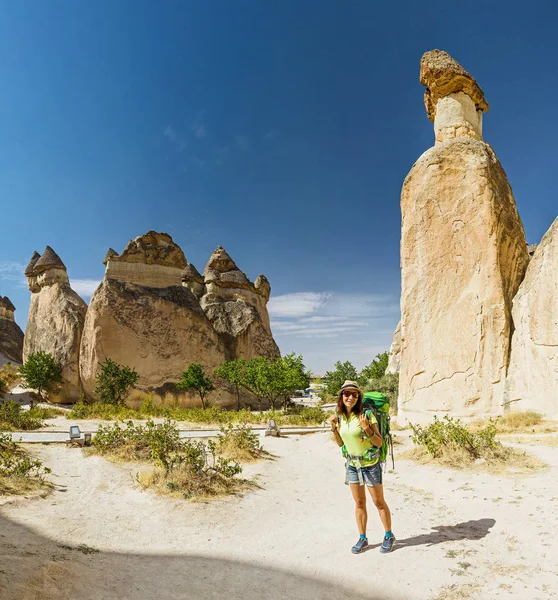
[506,218,558,417]
[23,247,87,402]
[420,50,489,145]
[79,232,230,405]
[200,247,280,360]
[0,296,24,365]
[398,51,529,422]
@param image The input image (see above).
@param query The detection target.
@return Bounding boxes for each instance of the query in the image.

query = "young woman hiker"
[330,380,395,554]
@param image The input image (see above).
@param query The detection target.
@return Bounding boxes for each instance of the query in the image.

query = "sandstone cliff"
[23,247,88,402]
[0,296,24,365]
[79,232,231,406]
[200,246,280,361]
[506,218,558,417]
[398,51,529,422]
[385,321,401,376]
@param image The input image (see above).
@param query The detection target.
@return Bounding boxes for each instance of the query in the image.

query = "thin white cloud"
[190,115,206,139]
[163,125,186,152]
[268,292,331,318]
[70,279,101,298]
[235,135,250,151]
[0,261,27,287]
[269,291,400,372]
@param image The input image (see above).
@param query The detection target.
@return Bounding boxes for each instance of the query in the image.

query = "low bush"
[410,415,499,460]
[0,400,61,430]
[215,424,265,462]
[91,419,252,500]
[0,432,51,495]
[407,415,546,473]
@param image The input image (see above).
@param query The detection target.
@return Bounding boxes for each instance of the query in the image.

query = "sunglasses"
[342,390,359,399]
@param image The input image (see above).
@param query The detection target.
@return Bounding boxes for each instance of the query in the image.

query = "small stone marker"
[265,418,281,437]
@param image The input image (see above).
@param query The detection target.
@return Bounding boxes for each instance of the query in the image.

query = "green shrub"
[215,424,264,462]
[0,400,43,430]
[0,432,51,478]
[92,419,242,477]
[410,415,499,459]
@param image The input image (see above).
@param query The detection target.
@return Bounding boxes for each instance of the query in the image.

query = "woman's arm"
[329,414,344,447]
[359,414,383,448]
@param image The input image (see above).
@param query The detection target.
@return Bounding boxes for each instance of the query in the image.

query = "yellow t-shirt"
[338,412,379,467]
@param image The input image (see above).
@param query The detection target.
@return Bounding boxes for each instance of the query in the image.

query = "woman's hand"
[329,414,339,432]
[358,413,372,434]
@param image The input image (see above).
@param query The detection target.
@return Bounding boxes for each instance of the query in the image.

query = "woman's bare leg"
[349,483,368,535]
[367,484,391,533]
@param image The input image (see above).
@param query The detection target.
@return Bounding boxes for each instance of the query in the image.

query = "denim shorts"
[346,462,382,487]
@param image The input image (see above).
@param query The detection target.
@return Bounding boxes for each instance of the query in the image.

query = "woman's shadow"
[365,518,495,552]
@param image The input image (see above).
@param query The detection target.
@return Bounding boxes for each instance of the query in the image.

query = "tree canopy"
[19,352,63,401]
[95,358,139,405]
[177,363,215,409]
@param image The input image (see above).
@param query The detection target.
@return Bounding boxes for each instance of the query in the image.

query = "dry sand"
[1,432,557,600]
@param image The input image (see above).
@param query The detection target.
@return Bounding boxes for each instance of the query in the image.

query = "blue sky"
[1,1,557,374]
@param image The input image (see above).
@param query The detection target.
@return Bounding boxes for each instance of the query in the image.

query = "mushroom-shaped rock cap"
[204,246,237,274]
[254,275,271,301]
[116,231,187,268]
[33,246,67,274]
[420,50,489,122]
[103,248,119,265]
[25,251,41,277]
[0,296,16,312]
[182,262,204,283]
[204,246,252,289]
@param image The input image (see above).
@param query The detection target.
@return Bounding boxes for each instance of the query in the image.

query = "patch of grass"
[0,400,43,430]
[399,444,546,474]
[0,474,52,497]
[471,411,556,434]
[215,424,268,463]
[68,398,328,427]
[0,432,52,496]
[68,399,138,421]
[137,462,257,502]
[90,419,253,501]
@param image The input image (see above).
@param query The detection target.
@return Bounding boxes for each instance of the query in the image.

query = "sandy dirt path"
[1,433,557,599]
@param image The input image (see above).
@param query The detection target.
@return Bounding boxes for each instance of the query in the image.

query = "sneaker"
[380,534,395,553]
[351,537,369,554]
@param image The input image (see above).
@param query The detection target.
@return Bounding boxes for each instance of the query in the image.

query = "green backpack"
[362,391,394,469]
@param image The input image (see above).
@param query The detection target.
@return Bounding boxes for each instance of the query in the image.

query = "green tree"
[95,358,139,405]
[19,352,63,402]
[363,373,399,414]
[239,354,310,411]
[359,352,389,385]
[214,359,246,410]
[176,363,215,409]
[324,360,359,396]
